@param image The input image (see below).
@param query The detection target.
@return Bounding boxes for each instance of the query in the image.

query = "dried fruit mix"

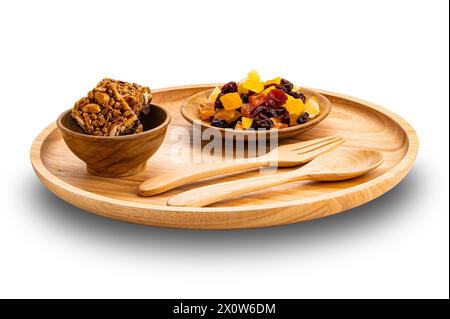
[198,71,319,130]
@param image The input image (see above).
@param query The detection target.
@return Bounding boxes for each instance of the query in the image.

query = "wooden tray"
[30,85,418,229]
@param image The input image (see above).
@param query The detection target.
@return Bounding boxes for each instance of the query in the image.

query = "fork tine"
[295,137,345,160]
[278,136,340,152]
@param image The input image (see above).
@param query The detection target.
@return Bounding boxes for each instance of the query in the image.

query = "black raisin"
[241,93,250,103]
[296,112,309,124]
[214,92,224,109]
[281,112,290,125]
[211,119,229,128]
[275,85,288,93]
[287,91,306,103]
[221,81,238,94]
[252,118,274,130]
[280,79,294,92]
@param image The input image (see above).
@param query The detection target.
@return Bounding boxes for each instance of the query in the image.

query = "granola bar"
[72,79,152,136]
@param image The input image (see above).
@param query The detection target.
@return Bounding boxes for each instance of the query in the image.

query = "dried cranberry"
[287,91,306,103]
[280,79,294,92]
[211,119,229,128]
[221,81,238,94]
[297,112,309,124]
[266,89,288,108]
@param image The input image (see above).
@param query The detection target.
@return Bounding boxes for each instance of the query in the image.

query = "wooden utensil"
[181,87,332,140]
[167,149,384,207]
[138,136,345,196]
[31,85,418,229]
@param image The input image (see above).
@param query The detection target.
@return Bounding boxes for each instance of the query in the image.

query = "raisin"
[297,112,309,124]
[211,119,229,128]
[221,81,238,94]
[250,104,267,118]
[287,91,306,103]
[280,79,294,92]
[241,93,250,103]
[275,85,288,93]
[266,89,288,108]
[252,117,274,130]
[281,112,290,125]
[214,92,224,109]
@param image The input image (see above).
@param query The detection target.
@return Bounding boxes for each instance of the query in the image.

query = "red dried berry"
[266,89,288,108]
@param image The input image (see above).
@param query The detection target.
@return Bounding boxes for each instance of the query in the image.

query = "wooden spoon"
[167,149,384,207]
[138,136,344,196]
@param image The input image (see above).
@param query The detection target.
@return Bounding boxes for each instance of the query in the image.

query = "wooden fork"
[138,136,345,196]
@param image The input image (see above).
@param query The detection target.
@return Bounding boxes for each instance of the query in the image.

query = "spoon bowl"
[302,149,385,181]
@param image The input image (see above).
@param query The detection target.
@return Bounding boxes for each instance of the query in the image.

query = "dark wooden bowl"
[57,104,171,177]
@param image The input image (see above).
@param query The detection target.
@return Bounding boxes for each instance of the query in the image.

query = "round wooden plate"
[30,85,418,229]
[180,87,331,139]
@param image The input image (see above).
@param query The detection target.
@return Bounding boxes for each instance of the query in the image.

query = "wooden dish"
[56,105,170,177]
[180,87,331,140]
[31,85,418,229]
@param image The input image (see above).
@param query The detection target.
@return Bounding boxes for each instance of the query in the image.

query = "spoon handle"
[138,158,269,196]
[167,170,312,207]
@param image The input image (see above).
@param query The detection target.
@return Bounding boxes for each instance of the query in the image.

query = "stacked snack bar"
[72,79,152,136]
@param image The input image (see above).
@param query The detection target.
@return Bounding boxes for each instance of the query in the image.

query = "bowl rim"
[57,104,171,140]
[180,87,332,137]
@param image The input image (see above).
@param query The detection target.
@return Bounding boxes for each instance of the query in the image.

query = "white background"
[0,0,448,299]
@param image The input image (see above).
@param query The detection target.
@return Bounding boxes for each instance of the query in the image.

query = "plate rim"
[30,84,419,226]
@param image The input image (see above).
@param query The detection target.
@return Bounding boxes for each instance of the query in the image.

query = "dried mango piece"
[289,113,299,126]
[248,70,262,82]
[242,117,253,129]
[242,80,264,93]
[238,80,249,94]
[262,85,276,95]
[264,77,282,86]
[241,70,264,93]
[273,122,288,129]
[284,95,305,115]
[270,117,281,125]
[220,92,243,110]
[234,121,243,130]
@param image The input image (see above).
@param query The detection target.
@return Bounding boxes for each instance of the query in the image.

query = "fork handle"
[167,171,312,207]
[138,158,269,196]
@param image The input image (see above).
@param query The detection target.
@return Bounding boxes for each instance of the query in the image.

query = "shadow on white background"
[23,163,424,255]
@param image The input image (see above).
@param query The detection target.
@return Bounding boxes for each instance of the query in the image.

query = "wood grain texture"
[138,136,344,196]
[181,87,332,140]
[167,149,384,207]
[56,105,170,177]
[30,84,419,229]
